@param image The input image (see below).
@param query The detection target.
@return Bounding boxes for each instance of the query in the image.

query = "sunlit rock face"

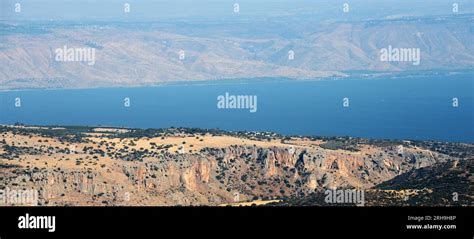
[2,126,466,206]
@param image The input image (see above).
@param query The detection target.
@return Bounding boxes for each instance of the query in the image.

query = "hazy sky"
[1,0,473,21]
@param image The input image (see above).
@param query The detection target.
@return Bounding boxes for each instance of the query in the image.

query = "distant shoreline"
[0,69,472,93]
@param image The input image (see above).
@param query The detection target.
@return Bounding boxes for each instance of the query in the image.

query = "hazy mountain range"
[0,13,473,90]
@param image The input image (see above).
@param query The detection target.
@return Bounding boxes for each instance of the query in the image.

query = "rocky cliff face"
[0,141,455,206]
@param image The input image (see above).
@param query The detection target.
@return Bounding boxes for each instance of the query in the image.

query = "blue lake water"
[1,73,473,143]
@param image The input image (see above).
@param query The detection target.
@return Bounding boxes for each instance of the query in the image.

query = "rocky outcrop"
[0,142,456,206]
